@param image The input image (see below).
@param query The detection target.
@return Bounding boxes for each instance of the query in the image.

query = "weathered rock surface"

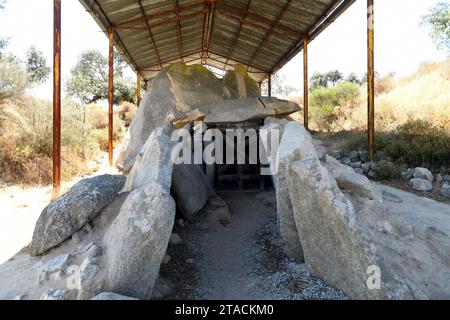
[274,122,315,262]
[409,178,433,191]
[413,167,434,182]
[440,183,450,198]
[172,164,210,220]
[91,292,138,300]
[30,175,126,256]
[283,123,450,299]
[223,64,260,99]
[117,63,225,171]
[104,183,176,300]
[325,155,382,201]
[121,125,174,193]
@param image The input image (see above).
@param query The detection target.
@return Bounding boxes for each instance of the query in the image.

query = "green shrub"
[379,119,450,170]
[373,160,404,181]
[310,82,360,131]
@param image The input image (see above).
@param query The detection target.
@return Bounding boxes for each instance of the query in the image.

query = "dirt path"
[162,191,346,300]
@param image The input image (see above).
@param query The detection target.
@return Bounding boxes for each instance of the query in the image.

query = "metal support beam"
[108,29,114,167]
[303,37,309,131]
[367,0,375,159]
[247,0,291,70]
[267,74,272,97]
[137,73,142,107]
[53,0,61,196]
[138,0,163,70]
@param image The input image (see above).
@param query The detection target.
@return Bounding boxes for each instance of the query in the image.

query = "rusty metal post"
[108,29,114,167]
[303,37,309,130]
[267,74,272,97]
[53,0,61,197]
[137,72,142,107]
[367,0,375,159]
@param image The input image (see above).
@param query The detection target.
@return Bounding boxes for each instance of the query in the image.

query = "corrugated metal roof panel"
[79,0,356,82]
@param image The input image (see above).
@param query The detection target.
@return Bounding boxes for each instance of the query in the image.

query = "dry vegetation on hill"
[0,96,134,185]
[288,61,450,172]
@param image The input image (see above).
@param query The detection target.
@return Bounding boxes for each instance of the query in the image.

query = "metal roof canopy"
[79,0,356,83]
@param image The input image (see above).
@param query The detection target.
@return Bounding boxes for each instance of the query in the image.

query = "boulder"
[199,98,299,124]
[172,164,210,220]
[104,182,176,300]
[325,155,382,201]
[273,122,316,262]
[117,63,225,171]
[30,175,126,256]
[259,97,300,116]
[413,167,434,182]
[91,292,138,300]
[440,183,450,198]
[409,178,433,191]
[286,139,450,299]
[223,64,260,99]
[121,125,175,193]
[287,157,380,299]
[200,98,271,123]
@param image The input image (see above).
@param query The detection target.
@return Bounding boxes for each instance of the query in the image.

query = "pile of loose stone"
[328,149,450,198]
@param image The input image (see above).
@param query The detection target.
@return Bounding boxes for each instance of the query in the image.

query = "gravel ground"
[160,191,347,300]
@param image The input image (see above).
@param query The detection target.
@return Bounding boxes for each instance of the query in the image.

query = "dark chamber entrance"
[211,121,272,192]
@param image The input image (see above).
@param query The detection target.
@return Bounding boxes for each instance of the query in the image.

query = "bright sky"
[0,0,447,99]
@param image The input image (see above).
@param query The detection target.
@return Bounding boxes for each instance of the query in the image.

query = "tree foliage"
[0,54,29,103]
[421,1,450,54]
[26,46,50,85]
[66,50,135,105]
[310,70,344,90]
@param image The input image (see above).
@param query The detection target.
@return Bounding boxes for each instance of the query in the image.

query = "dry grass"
[289,61,450,133]
[0,97,126,185]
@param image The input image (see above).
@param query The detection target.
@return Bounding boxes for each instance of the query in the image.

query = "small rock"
[413,167,434,182]
[367,161,378,171]
[37,254,72,283]
[185,258,194,264]
[354,168,364,175]
[176,219,185,228]
[409,178,433,191]
[443,175,450,182]
[349,151,360,162]
[350,161,362,169]
[14,295,26,300]
[329,150,343,159]
[435,174,443,184]
[169,233,183,246]
[402,169,414,181]
[84,244,102,259]
[77,258,101,300]
[383,221,394,234]
[440,183,450,199]
[361,163,370,174]
[341,157,351,166]
[91,292,138,300]
[40,288,66,300]
[162,254,171,265]
[359,151,369,163]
